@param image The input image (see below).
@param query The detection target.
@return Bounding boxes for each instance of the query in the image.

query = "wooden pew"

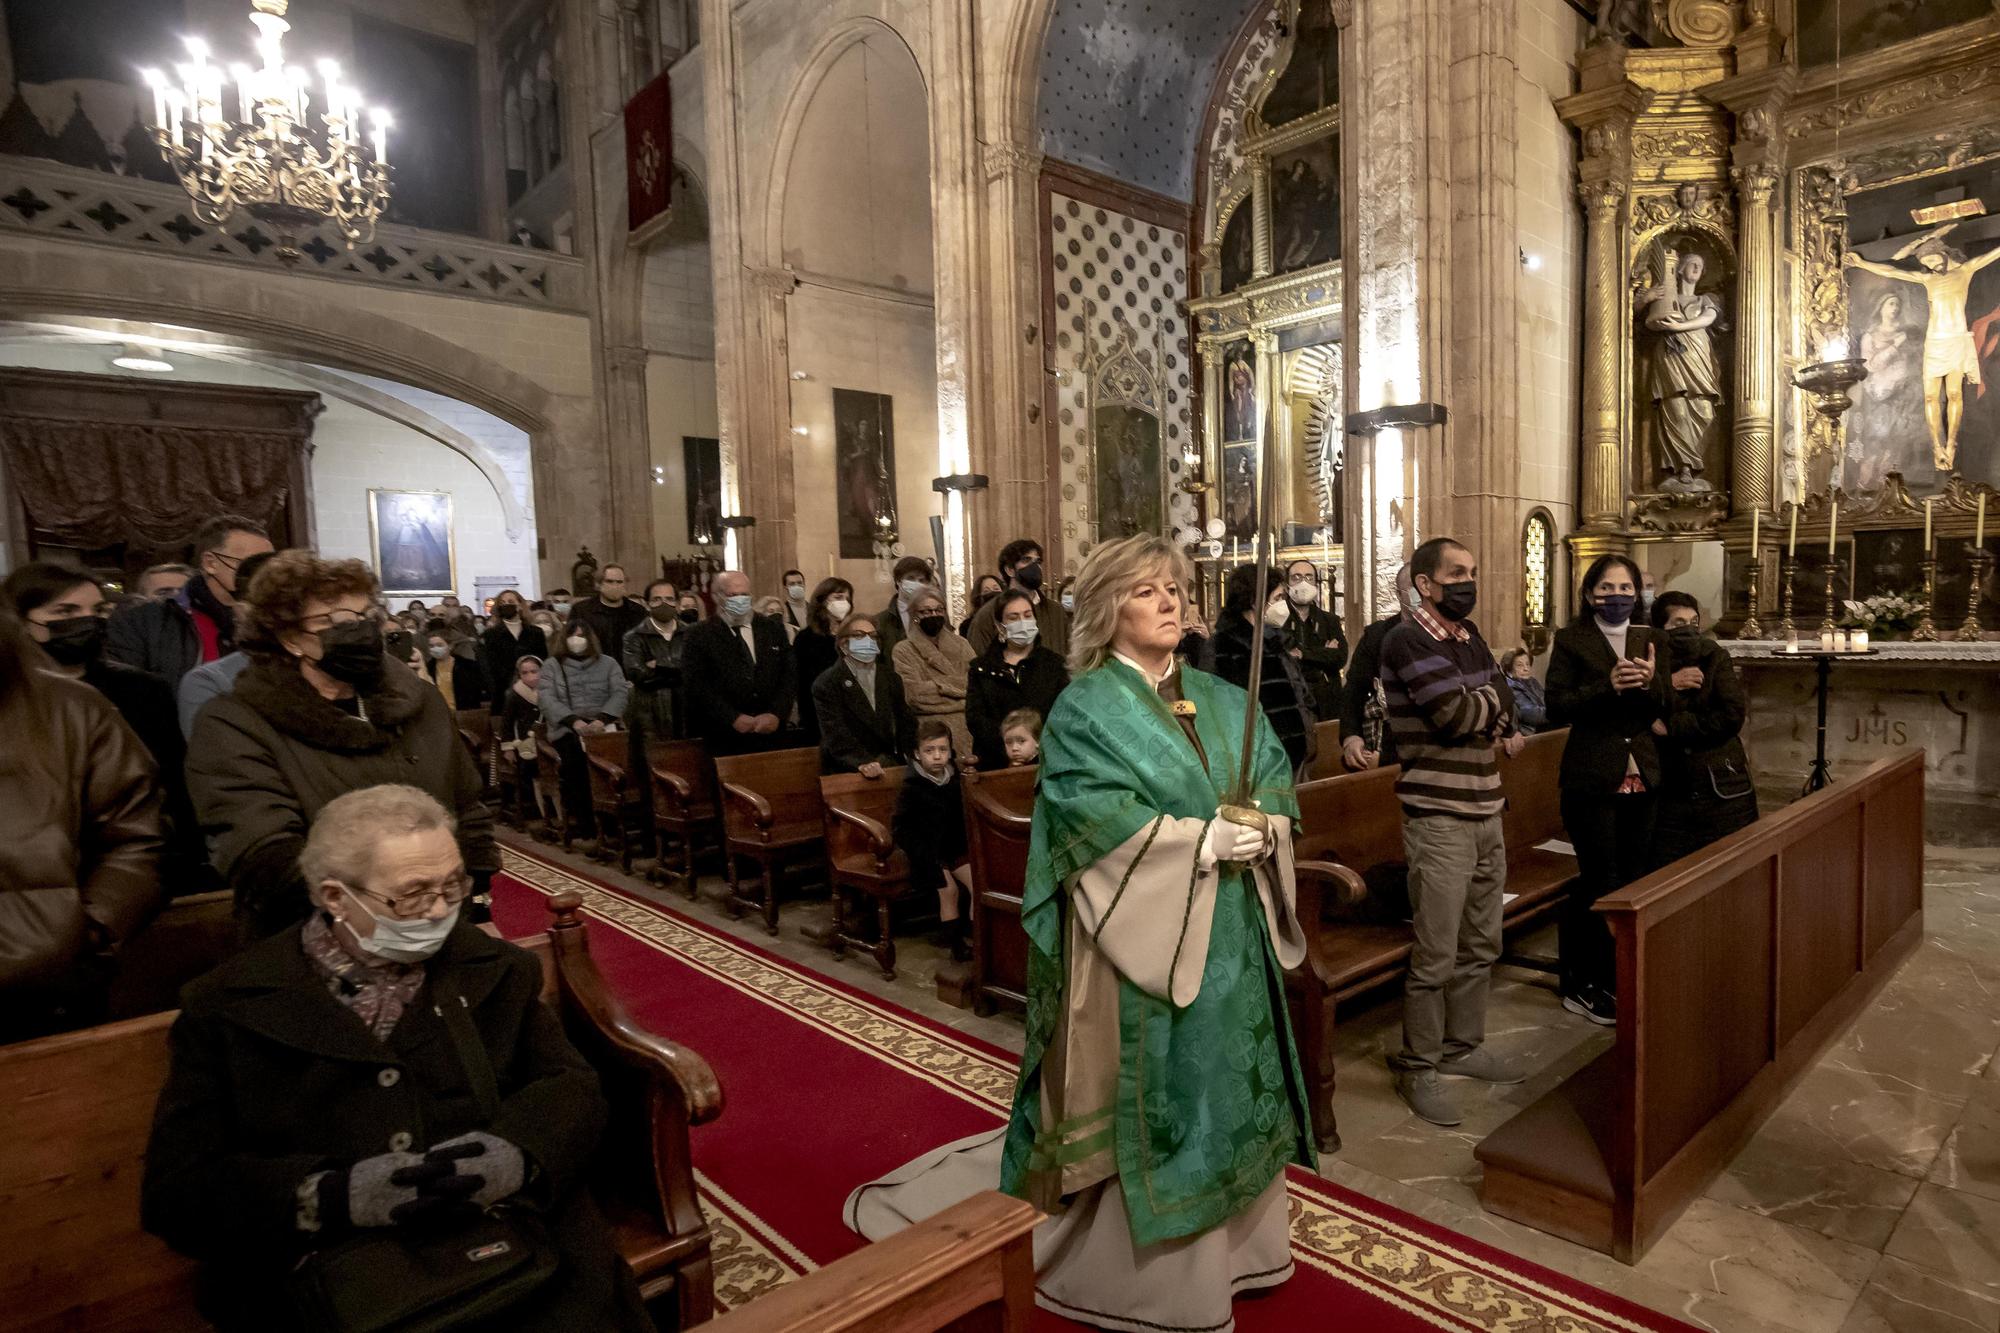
[820,768,913,979]
[703,1191,1041,1332]
[648,738,723,901]
[955,765,1037,1015]
[1474,750,1925,1263]
[105,891,237,1022]
[1285,728,1575,1151]
[530,721,572,849]
[455,707,494,794]
[715,747,828,936]
[0,892,721,1332]
[1299,717,1345,781]
[583,729,643,873]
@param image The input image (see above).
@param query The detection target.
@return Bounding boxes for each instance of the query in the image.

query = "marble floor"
[527,839,2000,1333]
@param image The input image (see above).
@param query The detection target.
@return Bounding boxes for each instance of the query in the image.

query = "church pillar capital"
[981,140,1043,184]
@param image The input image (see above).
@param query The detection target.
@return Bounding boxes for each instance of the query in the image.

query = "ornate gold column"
[1730,162,1780,519]
[1249,155,1273,281]
[1576,179,1627,533]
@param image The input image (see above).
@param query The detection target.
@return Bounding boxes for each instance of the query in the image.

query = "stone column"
[1731,162,1780,521]
[741,265,799,579]
[928,0,987,615]
[977,140,1048,569]
[1576,179,1627,532]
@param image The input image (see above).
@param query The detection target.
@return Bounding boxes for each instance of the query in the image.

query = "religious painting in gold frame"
[368,489,457,598]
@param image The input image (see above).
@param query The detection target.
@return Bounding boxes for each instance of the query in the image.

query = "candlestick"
[1777,552,1797,643]
[1924,498,1933,549]
[1960,547,1991,642]
[1741,549,1765,640]
[1913,554,1939,641]
[1787,501,1798,558]
[1819,552,1839,635]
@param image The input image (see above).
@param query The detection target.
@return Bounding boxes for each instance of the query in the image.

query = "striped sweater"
[1378,613,1514,818]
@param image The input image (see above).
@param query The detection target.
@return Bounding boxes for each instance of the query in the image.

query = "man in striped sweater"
[1378,536,1526,1126]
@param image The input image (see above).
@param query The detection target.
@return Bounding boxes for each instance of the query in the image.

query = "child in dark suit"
[894,718,972,960]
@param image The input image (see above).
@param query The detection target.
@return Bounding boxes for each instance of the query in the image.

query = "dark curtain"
[0,416,293,549]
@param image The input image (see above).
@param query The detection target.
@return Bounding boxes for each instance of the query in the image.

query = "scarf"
[301,911,425,1042]
[187,572,237,648]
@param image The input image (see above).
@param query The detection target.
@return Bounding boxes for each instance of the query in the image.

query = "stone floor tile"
[1708,1115,1927,1250]
[1929,1096,2000,1205]
[1884,1185,2000,1291]
[1634,1197,1881,1333]
[1836,1257,2000,1333]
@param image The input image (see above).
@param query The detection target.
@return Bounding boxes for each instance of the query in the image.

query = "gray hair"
[1066,534,1194,675]
[301,785,457,903]
[140,562,194,582]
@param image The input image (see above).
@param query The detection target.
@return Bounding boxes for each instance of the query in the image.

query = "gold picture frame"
[367,488,458,598]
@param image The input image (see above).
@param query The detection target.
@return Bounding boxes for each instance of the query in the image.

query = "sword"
[1218,382,1281,861]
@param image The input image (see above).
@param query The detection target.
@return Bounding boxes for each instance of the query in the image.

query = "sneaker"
[1394,1071,1463,1126]
[1438,1047,1528,1084]
[1562,987,1617,1027]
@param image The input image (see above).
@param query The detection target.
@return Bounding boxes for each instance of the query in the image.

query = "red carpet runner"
[495,843,1696,1332]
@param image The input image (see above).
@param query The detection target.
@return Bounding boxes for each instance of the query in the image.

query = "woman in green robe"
[845,535,1316,1333]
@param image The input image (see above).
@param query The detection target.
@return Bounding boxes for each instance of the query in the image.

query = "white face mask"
[1263,599,1292,629]
[899,579,928,602]
[341,893,460,964]
[826,597,852,620]
[429,644,450,659]
[566,635,588,655]
[1003,618,1040,647]
[1287,581,1317,606]
[786,584,806,601]
[1060,593,1075,613]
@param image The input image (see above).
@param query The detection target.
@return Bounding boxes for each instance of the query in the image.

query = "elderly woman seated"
[141,784,648,1331]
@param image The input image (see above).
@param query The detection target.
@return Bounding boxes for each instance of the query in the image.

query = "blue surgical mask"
[1003,619,1040,647]
[847,635,880,663]
[1060,593,1075,613]
[899,578,927,602]
[341,893,460,964]
[723,593,754,619]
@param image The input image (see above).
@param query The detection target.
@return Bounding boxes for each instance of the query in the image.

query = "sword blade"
[1233,381,1282,804]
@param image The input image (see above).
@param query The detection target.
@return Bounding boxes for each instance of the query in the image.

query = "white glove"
[1203,816,1272,867]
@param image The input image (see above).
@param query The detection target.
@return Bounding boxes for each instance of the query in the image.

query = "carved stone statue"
[1643,250,1723,492]
[1591,0,1654,46]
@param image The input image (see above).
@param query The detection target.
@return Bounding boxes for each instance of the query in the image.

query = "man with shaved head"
[679,570,797,754]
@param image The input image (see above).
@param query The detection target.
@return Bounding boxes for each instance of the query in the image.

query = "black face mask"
[1014,562,1045,592]
[972,590,997,610]
[496,603,519,621]
[649,602,677,624]
[678,608,700,625]
[38,615,106,667]
[918,614,948,637]
[316,619,387,689]
[1434,580,1478,622]
[1666,623,1705,660]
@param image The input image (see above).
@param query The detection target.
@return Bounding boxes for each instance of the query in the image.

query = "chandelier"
[144,0,391,265]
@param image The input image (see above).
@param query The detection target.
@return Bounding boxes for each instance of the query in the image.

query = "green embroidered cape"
[999,659,1315,1247]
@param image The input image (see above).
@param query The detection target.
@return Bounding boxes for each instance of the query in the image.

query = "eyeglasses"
[300,609,369,630]
[345,874,472,920]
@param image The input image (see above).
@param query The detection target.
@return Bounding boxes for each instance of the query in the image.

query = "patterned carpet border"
[500,842,1694,1333]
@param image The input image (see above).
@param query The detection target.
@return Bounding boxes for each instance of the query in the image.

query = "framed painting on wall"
[834,388,897,559]
[368,489,456,597]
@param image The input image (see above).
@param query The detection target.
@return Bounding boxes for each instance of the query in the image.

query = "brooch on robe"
[1171,700,1197,717]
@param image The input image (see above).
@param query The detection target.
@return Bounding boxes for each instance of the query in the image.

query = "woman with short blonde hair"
[849,533,1314,1331]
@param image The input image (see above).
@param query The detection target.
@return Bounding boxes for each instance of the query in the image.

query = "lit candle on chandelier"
[143,69,167,131]
[371,110,391,165]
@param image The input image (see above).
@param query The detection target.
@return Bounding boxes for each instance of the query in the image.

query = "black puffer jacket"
[187,657,497,937]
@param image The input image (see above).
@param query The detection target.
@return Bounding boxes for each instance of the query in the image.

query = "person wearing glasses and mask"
[813,613,911,776]
[1646,591,1756,867]
[681,569,796,756]
[187,552,497,940]
[966,590,1071,770]
[142,785,649,1332]
[1277,559,1347,722]
[890,586,976,761]
[874,556,940,660]
[108,515,276,692]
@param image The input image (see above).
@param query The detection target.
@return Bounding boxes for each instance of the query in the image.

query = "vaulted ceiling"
[1035,0,1266,202]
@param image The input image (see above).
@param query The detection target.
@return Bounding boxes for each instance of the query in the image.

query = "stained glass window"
[1523,511,1553,630]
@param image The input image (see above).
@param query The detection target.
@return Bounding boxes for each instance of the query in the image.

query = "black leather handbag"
[287,984,558,1332]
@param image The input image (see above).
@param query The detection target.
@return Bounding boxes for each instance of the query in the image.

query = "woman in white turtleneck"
[1543,554,1672,1029]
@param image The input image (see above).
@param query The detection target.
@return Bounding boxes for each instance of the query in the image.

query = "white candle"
[1853,629,1869,651]
[1924,498,1933,549]
[1751,506,1759,551]
[1828,496,1838,556]
[1787,501,1798,558]
[1979,494,1988,547]
[372,119,388,164]
[1820,629,1835,652]
[1786,629,1799,653]
[1834,629,1848,652]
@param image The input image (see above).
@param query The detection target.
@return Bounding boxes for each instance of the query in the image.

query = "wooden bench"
[104,891,237,1023]
[0,892,721,1331]
[820,768,913,980]
[704,1190,1040,1331]
[583,730,645,873]
[715,747,828,936]
[648,738,723,901]
[1475,749,1925,1262]
[530,721,572,849]
[455,707,494,793]
[1299,717,1344,781]
[953,765,1037,1015]
[1286,727,1575,1150]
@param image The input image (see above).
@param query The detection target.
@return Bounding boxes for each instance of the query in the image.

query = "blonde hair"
[1066,534,1193,675]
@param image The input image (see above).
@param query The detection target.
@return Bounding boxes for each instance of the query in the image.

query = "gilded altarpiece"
[1188,0,1348,613]
[1560,0,2000,632]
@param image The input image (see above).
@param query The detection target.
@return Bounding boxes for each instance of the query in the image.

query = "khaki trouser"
[1390,811,1507,1074]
